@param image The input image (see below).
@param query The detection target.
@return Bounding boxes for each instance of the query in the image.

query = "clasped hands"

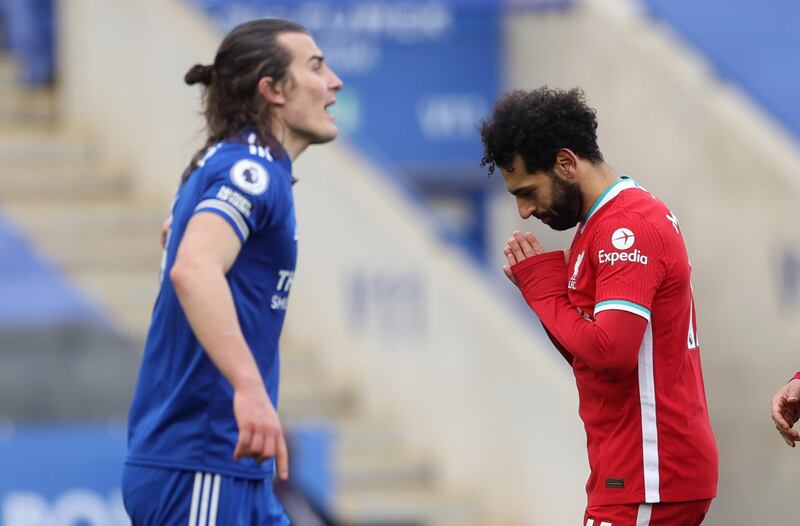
[503,231,569,286]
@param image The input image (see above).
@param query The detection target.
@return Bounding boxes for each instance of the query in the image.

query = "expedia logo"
[611,228,635,250]
[598,249,648,266]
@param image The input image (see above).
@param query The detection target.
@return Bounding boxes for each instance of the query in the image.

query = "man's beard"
[539,171,583,231]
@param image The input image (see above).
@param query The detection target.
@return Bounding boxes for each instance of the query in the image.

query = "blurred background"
[1,0,799,524]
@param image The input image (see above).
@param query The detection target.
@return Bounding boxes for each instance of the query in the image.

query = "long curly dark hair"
[182,18,308,182]
[478,87,604,176]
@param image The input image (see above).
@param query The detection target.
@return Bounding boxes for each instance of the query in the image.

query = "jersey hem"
[125,455,274,480]
[587,486,717,507]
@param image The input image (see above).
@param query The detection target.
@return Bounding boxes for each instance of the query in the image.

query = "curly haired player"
[480,87,718,526]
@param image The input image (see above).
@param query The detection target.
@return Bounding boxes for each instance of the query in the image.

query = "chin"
[308,124,339,145]
[546,216,579,231]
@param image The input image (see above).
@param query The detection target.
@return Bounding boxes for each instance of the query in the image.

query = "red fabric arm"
[512,251,648,377]
[543,326,574,366]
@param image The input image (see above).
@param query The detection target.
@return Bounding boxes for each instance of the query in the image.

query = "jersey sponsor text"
[598,249,648,266]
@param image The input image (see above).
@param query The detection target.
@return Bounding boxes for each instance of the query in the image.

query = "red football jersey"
[567,177,717,505]
[515,177,718,507]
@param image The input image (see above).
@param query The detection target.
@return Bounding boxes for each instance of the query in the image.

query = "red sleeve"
[512,251,648,376]
[592,213,667,318]
[543,326,574,366]
[793,372,800,382]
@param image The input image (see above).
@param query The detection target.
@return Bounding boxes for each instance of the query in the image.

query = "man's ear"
[258,77,285,106]
[555,148,579,180]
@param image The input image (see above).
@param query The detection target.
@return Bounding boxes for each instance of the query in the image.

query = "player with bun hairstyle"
[122,18,342,525]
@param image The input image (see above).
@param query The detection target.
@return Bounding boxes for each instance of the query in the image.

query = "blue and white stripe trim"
[195,199,250,241]
[581,176,639,232]
[189,472,221,526]
[594,299,651,321]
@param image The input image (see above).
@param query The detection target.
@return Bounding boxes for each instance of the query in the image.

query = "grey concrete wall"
[58,0,219,206]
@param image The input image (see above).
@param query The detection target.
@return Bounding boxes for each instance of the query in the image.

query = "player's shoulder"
[591,187,678,254]
[197,138,286,198]
[607,185,676,233]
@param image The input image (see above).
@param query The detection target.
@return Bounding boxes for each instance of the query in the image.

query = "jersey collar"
[580,176,638,233]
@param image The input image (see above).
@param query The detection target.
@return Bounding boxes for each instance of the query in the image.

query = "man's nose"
[328,69,343,92]
[518,200,535,220]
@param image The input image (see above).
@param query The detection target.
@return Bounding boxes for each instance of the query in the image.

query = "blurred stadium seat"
[0,0,54,85]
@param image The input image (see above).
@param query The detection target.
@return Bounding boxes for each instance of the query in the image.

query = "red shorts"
[584,499,712,526]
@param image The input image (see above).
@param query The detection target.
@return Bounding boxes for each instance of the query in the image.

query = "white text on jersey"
[598,249,649,266]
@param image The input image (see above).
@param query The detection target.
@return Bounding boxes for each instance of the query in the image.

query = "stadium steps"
[0,155,164,336]
[0,58,164,339]
[279,341,489,526]
[3,202,164,268]
[336,488,484,526]
[0,57,55,124]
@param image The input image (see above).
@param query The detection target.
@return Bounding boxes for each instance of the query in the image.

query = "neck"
[579,162,619,219]
[269,119,308,162]
[280,134,308,162]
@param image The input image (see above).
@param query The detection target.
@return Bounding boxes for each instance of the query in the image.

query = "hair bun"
[184,64,214,86]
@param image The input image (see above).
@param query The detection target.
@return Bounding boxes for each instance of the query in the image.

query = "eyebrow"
[509,185,535,197]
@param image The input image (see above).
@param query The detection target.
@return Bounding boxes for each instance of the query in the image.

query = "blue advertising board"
[0,424,334,525]
[192,0,502,183]
[0,425,128,526]
[641,0,800,146]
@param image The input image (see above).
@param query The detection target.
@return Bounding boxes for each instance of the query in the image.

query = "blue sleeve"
[192,154,283,243]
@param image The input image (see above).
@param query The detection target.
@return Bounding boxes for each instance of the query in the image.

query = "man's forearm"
[532,293,646,376]
[513,252,646,376]
[171,261,263,392]
[543,325,574,366]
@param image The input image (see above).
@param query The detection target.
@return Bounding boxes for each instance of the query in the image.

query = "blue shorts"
[122,464,291,526]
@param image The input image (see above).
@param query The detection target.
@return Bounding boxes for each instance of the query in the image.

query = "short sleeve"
[193,155,282,243]
[592,213,667,321]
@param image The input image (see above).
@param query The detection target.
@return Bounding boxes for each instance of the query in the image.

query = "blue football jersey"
[126,131,297,479]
